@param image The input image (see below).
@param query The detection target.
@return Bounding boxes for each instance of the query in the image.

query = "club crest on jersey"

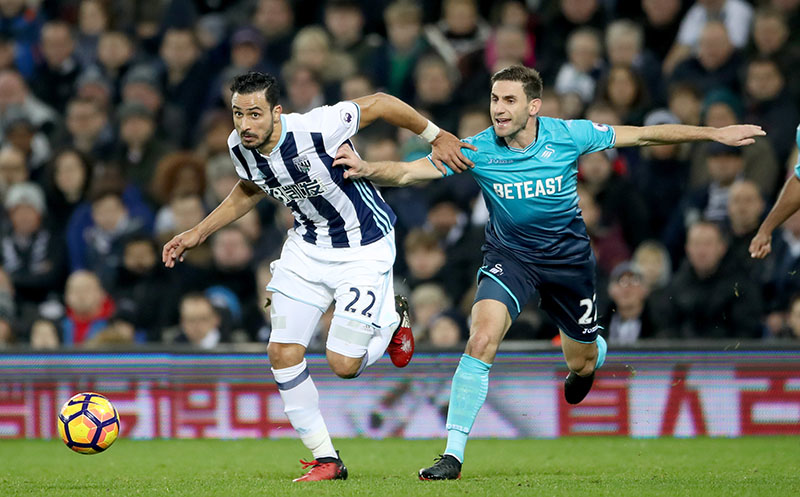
[292,155,312,172]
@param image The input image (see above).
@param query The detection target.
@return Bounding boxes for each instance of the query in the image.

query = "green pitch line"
[1,438,798,497]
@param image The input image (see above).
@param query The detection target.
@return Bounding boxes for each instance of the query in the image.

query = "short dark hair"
[230,72,280,108]
[490,65,543,101]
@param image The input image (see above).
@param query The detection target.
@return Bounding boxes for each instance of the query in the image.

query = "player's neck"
[502,116,538,150]
[258,117,283,156]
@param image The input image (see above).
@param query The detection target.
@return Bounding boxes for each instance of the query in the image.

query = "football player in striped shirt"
[162,71,474,481]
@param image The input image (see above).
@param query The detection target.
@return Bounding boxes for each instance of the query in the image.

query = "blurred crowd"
[1,0,800,351]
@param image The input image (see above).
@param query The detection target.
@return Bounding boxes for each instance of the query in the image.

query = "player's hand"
[430,129,477,174]
[712,125,766,147]
[749,231,772,259]
[162,228,202,268]
[333,143,372,179]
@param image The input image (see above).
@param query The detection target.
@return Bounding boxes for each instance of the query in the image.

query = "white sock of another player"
[272,359,337,460]
[356,321,396,375]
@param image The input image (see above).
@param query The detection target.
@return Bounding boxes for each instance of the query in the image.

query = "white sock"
[272,359,337,459]
[356,318,399,376]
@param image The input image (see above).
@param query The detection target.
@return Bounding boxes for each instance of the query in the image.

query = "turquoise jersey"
[431,116,616,263]
[794,124,800,178]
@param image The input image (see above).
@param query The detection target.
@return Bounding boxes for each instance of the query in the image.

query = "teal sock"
[443,354,492,463]
[595,335,607,370]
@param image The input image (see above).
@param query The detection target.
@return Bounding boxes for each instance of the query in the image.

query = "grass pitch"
[2,437,798,497]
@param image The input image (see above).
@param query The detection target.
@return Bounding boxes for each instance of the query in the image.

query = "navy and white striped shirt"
[228,101,396,248]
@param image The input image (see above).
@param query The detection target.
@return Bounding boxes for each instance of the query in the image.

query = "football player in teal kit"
[750,124,800,258]
[334,65,765,480]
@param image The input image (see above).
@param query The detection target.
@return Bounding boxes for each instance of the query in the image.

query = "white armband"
[418,120,440,143]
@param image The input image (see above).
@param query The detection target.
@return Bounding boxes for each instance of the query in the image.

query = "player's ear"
[529,98,542,117]
[272,104,283,121]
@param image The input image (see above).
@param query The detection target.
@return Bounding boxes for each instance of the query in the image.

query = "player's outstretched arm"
[161,180,265,268]
[333,143,442,186]
[352,92,476,173]
[750,175,800,259]
[612,124,766,148]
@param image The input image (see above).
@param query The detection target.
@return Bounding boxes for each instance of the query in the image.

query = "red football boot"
[292,452,348,482]
[387,295,414,367]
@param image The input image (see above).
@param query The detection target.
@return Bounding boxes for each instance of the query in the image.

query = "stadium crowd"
[1,0,800,350]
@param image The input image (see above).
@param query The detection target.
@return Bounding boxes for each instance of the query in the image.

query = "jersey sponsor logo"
[492,175,564,199]
[592,123,609,132]
[488,158,513,164]
[540,144,555,159]
[292,155,312,172]
[265,177,327,204]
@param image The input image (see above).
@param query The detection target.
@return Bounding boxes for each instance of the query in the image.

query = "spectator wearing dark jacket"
[658,221,763,339]
[599,261,659,344]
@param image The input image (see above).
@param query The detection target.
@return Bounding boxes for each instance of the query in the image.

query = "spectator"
[633,240,673,293]
[0,31,33,78]
[4,114,51,175]
[174,293,223,348]
[690,89,780,198]
[599,261,658,344]
[667,82,702,126]
[61,270,115,346]
[726,180,767,277]
[744,57,799,165]
[94,30,136,102]
[74,0,109,67]
[604,19,663,105]
[670,20,742,95]
[154,194,210,269]
[412,54,460,132]
[409,283,451,340]
[112,102,173,192]
[0,144,28,197]
[659,221,763,338]
[0,0,43,54]
[778,294,800,340]
[289,26,355,90]
[281,62,325,114]
[579,150,650,251]
[150,151,207,207]
[1,182,67,315]
[403,228,448,294]
[44,148,93,236]
[484,24,532,73]
[340,73,375,101]
[252,0,296,68]
[370,0,429,102]
[60,97,115,158]
[537,0,606,81]
[750,7,800,104]
[0,69,58,141]
[664,0,753,74]
[554,28,603,105]
[424,0,490,81]
[67,181,153,287]
[633,109,690,237]
[110,235,176,342]
[30,318,59,349]
[596,65,650,126]
[324,0,381,69]
[640,0,684,62]
[31,21,82,113]
[578,184,630,277]
[664,143,747,264]
[0,268,15,347]
[427,311,467,348]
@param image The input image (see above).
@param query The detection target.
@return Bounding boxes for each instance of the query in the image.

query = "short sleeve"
[794,125,800,179]
[317,101,361,156]
[424,139,479,177]
[566,120,616,155]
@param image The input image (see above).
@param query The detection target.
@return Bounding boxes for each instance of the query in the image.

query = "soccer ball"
[57,392,120,454]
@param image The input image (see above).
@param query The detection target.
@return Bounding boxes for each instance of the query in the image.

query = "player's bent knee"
[466,331,498,358]
[326,351,361,379]
[268,342,306,369]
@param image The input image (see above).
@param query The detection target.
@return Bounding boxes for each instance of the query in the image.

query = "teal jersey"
[794,124,800,178]
[432,116,616,263]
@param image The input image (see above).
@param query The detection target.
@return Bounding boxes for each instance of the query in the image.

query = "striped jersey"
[227,101,396,248]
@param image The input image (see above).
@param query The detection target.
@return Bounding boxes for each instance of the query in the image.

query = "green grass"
[2,438,799,497]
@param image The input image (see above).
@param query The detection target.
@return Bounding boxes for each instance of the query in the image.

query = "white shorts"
[267,230,398,335]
